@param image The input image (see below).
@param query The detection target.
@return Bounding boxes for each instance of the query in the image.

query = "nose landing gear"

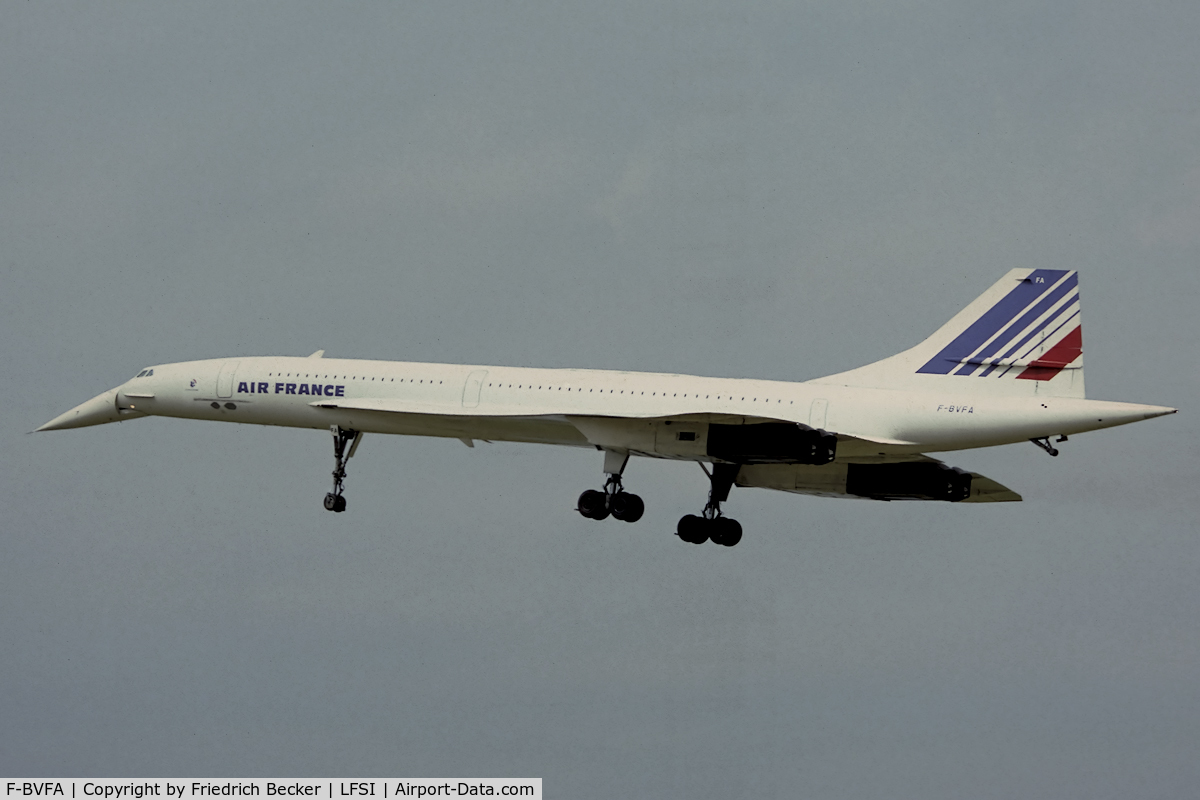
[324,425,362,513]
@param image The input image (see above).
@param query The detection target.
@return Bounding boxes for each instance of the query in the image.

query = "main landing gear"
[578,450,645,523]
[676,463,743,547]
[324,425,362,513]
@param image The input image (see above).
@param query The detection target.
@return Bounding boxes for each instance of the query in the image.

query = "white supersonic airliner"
[40,269,1175,546]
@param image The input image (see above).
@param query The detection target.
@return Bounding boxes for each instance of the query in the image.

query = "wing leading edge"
[313,394,1013,502]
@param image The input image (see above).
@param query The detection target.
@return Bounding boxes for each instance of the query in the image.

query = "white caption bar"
[2,782,540,800]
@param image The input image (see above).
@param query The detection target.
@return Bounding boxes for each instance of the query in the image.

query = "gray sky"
[4,2,1198,797]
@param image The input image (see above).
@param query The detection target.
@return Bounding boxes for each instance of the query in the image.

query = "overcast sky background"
[3,2,1198,797]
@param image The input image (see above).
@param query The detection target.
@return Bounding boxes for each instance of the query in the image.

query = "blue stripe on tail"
[916,269,1071,375]
[965,273,1078,376]
[978,283,1080,376]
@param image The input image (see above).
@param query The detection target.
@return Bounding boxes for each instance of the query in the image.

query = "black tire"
[578,489,609,520]
[609,492,627,521]
[324,493,338,511]
[611,492,645,523]
[677,514,707,544]
[333,495,347,513]
[713,517,742,547]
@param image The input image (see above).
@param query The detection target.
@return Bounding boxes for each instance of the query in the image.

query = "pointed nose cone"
[37,388,127,431]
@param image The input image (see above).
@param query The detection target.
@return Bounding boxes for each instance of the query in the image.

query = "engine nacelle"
[707,423,837,465]
[845,462,972,502]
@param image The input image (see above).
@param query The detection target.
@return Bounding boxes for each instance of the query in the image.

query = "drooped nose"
[37,387,131,431]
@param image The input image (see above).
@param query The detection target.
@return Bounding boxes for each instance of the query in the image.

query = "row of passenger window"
[266,372,443,384]
[486,382,793,404]
[261,371,791,405]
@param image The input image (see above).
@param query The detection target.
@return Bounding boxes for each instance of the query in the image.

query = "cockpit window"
[135,370,148,378]
[146,369,154,376]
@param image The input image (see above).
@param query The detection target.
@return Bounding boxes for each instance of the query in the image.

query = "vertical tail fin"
[812,269,1085,398]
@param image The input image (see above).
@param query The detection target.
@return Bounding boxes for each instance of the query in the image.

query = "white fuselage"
[92,355,1171,460]
[39,269,1177,515]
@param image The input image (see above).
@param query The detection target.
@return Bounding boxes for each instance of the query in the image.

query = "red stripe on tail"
[1016,326,1083,381]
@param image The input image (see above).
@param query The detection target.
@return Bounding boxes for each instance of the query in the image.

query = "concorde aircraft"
[40,269,1175,546]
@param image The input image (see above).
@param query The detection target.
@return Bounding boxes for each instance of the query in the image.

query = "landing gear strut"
[677,463,743,547]
[324,425,362,513]
[1031,435,1067,457]
[578,449,645,523]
